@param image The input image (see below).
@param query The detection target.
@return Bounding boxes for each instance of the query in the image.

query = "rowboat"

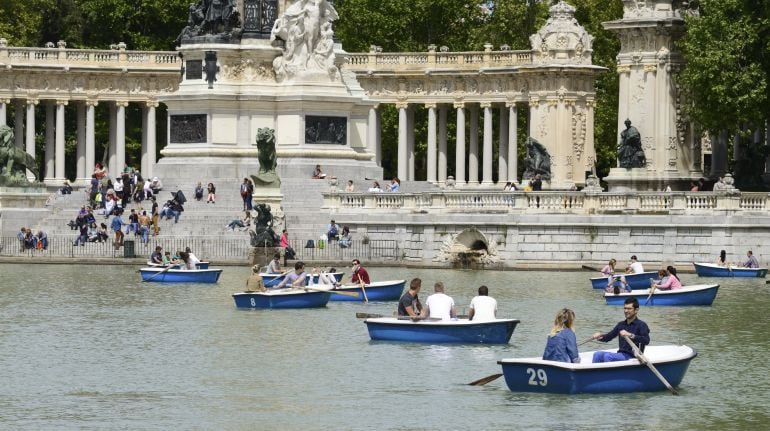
[146,261,210,269]
[604,284,719,306]
[261,271,344,287]
[590,271,658,289]
[232,288,331,309]
[693,262,767,278]
[322,279,406,302]
[363,317,519,344]
[139,267,223,283]
[498,345,697,394]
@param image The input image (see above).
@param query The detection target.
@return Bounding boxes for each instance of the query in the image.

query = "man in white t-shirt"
[626,255,644,274]
[423,281,456,321]
[468,285,497,321]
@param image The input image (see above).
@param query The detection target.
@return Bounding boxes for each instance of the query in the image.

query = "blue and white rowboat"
[498,345,697,394]
[232,288,331,309]
[139,267,223,283]
[604,284,719,306]
[325,279,406,302]
[693,262,767,278]
[590,271,658,289]
[364,317,519,344]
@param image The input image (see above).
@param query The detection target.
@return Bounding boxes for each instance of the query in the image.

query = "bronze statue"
[0,125,38,186]
[176,0,241,45]
[618,119,646,168]
[523,137,551,181]
[249,203,280,247]
[256,127,277,174]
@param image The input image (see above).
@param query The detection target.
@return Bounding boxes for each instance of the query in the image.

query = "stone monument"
[157,0,381,183]
[250,127,284,222]
[0,126,49,236]
[603,0,704,191]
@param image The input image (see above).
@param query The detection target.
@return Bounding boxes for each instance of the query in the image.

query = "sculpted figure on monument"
[176,0,241,45]
[523,137,552,181]
[270,0,340,80]
[617,119,646,168]
[251,127,280,187]
[249,203,280,247]
[0,125,37,186]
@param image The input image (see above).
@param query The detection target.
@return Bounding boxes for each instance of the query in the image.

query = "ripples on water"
[0,264,768,430]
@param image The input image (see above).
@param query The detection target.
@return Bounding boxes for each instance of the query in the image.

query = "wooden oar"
[264,270,290,288]
[303,286,359,297]
[582,264,603,272]
[142,265,173,282]
[359,281,369,303]
[468,373,503,386]
[622,335,678,395]
[578,336,595,346]
[645,279,656,305]
[356,312,384,318]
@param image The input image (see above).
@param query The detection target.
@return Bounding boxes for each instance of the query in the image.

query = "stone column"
[498,104,509,184]
[481,102,493,185]
[438,105,447,182]
[76,102,86,182]
[397,102,408,180]
[426,103,437,183]
[508,103,518,183]
[142,101,158,178]
[116,101,128,174]
[367,105,378,165]
[0,98,8,126]
[85,100,97,179]
[26,98,38,180]
[108,103,117,175]
[45,104,55,181]
[55,100,68,181]
[14,100,24,149]
[468,105,479,185]
[407,106,415,180]
[454,102,466,184]
[375,108,382,167]
[585,99,596,176]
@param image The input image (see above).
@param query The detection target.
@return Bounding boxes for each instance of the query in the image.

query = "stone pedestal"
[250,246,283,268]
[604,167,655,192]
[0,186,49,236]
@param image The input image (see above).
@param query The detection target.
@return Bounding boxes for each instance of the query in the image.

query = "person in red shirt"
[351,259,371,284]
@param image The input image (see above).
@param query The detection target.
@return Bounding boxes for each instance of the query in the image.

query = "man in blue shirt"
[591,297,650,363]
[276,261,307,288]
[743,250,759,268]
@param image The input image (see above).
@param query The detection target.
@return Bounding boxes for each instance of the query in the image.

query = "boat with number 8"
[692,262,767,278]
[497,345,697,394]
[604,284,719,306]
[232,288,331,309]
[363,317,520,344]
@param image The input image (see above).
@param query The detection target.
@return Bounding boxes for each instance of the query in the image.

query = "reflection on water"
[0,264,768,430]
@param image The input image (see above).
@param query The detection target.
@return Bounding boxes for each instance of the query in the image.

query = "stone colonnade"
[1,98,159,183]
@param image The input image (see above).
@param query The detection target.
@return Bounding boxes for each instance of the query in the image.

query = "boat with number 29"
[498,345,697,394]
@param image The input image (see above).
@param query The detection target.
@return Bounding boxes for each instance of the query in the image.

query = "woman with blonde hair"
[542,308,580,363]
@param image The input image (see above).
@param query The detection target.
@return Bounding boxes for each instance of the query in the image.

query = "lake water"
[1,264,768,430]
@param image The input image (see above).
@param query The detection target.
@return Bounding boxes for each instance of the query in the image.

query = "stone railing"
[323,191,770,215]
[345,49,533,71]
[0,44,179,70]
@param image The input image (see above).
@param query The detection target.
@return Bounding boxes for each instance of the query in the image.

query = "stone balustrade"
[0,45,179,69]
[324,191,770,215]
[345,49,533,71]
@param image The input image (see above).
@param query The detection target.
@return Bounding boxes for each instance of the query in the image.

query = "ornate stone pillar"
[375,108,382,167]
[507,102,518,182]
[0,98,8,126]
[498,104,509,184]
[55,100,68,181]
[14,100,24,149]
[426,103,437,183]
[116,101,128,174]
[26,98,38,180]
[367,105,378,166]
[482,102,493,185]
[142,101,158,178]
[397,102,408,180]
[108,103,117,175]
[438,105,447,182]
[454,102,466,184]
[468,105,479,185]
[76,102,86,182]
[85,100,98,179]
[407,106,415,180]
[45,104,55,181]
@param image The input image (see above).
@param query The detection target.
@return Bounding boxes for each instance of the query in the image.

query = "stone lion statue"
[256,127,277,174]
[0,125,38,186]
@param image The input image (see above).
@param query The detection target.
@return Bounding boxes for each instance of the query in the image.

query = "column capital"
[115,100,130,108]
[145,100,160,108]
[26,98,39,106]
[585,99,596,108]
[528,97,540,108]
[479,101,492,109]
[617,64,631,74]
[643,63,657,73]
[0,98,10,104]
[395,101,409,109]
[86,98,99,107]
[55,99,69,106]
[505,98,517,108]
[424,102,437,109]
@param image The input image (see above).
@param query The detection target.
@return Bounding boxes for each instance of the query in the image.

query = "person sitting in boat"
[185,247,200,265]
[605,277,630,295]
[266,253,282,274]
[150,246,164,264]
[742,250,759,268]
[715,250,728,266]
[591,297,650,363]
[276,261,308,288]
[178,251,199,271]
[468,285,497,321]
[542,308,580,363]
[625,255,644,274]
[653,266,682,291]
[311,267,341,287]
[422,281,457,321]
[398,278,423,317]
[351,259,371,284]
[245,265,266,292]
[600,259,616,277]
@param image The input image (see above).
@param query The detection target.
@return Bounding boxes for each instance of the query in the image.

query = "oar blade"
[468,373,503,386]
[355,312,383,319]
